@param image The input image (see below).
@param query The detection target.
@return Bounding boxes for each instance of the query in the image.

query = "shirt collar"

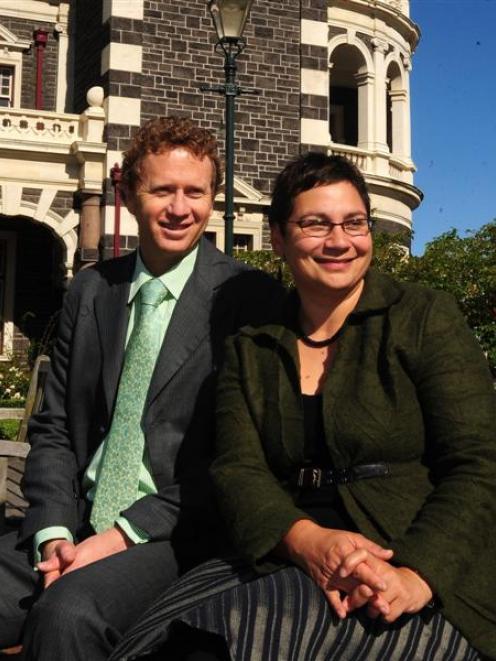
[128,245,199,304]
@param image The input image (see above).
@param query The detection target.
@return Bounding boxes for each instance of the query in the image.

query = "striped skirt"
[110,558,481,661]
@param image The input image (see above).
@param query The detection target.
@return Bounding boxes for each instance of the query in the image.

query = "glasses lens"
[299,220,330,237]
[343,219,369,236]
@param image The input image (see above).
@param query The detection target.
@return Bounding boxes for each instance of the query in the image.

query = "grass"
[0,419,20,440]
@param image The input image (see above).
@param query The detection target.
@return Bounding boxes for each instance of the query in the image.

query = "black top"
[299,393,357,531]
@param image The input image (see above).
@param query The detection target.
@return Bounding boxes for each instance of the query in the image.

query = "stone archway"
[0,214,67,359]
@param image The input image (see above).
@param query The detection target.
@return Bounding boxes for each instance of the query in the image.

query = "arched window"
[329,45,367,147]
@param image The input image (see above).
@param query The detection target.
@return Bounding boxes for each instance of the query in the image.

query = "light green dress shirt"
[34,247,198,561]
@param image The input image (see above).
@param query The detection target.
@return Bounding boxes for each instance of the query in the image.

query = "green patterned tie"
[90,278,168,533]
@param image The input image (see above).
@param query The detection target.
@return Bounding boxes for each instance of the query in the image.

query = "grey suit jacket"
[20,238,282,556]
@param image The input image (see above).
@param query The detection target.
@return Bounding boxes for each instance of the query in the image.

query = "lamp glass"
[208,0,254,40]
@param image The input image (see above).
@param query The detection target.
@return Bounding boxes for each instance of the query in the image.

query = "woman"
[111,154,496,660]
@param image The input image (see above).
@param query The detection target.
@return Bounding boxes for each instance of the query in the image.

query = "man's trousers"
[0,530,185,661]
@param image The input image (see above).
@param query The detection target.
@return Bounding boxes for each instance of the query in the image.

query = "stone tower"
[302,0,421,233]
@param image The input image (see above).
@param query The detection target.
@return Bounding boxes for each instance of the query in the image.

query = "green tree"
[374,221,496,373]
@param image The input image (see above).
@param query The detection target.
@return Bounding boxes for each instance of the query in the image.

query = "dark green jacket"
[212,270,496,659]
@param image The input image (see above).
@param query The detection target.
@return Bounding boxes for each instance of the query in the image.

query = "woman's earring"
[277,256,285,283]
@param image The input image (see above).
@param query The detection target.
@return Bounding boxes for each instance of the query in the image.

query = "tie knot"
[139,278,167,308]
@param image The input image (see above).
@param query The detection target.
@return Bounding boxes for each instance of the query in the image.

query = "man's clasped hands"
[280,519,433,623]
[36,528,131,589]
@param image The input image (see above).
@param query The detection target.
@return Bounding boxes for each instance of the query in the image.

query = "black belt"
[296,462,390,490]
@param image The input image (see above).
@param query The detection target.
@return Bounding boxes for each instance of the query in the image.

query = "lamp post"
[201,0,257,256]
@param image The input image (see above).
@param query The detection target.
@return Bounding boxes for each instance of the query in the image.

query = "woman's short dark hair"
[268,152,371,232]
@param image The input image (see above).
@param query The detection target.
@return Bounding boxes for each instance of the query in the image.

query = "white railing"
[328,142,414,185]
[0,107,80,145]
[328,144,368,170]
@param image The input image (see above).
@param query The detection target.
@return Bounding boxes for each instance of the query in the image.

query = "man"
[0,117,280,660]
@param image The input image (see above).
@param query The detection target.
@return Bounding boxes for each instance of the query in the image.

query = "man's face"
[126,148,214,274]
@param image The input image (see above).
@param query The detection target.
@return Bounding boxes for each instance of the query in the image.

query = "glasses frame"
[287,217,373,238]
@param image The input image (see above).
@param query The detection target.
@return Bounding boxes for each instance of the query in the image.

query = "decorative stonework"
[0,108,78,143]
[382,0,409,15]
[328,26,346,41]
[371,37,390,54]
[356,32,373,56]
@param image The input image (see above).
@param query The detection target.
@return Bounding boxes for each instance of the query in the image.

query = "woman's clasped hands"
[279,520,433,622]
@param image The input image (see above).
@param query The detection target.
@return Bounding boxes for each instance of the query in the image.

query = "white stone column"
[54,3,70,112]
[371,38,389,154]
[328,61,335,142]
[389,89,408,158]
[401,53,413,162]
[354,71,375,150]
[73,87,107,269]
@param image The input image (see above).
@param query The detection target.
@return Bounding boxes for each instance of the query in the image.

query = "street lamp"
[202,0,257,256]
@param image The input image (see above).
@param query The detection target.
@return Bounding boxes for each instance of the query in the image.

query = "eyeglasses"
[288,217,372,238]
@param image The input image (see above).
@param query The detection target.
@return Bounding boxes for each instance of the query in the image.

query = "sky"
[409,0,496,254]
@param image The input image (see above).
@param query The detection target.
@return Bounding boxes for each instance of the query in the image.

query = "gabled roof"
[0,24,31,51]
[216,176,270,207]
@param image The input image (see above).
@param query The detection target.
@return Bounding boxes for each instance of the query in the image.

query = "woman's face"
[271,181,372,298]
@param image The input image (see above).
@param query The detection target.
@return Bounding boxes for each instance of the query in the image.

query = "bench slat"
[0,441,30,459]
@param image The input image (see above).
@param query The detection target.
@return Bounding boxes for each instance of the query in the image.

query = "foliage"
[0,360,30,406]
[234,249,294,286]
[235,220,496,373]
[373,222,496,373]
[0,419,21,440]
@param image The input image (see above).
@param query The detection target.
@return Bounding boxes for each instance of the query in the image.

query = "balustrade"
[0,107,80,144]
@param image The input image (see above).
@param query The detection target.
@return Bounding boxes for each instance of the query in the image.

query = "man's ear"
[121,183,142,217]
[123,191,137,217]
[270,224,285,258]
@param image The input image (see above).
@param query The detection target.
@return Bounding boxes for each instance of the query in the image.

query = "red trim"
[110,164,122,258]
[33,29,48,110]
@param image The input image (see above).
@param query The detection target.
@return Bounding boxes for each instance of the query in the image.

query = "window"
[0,65,14,108]
[204,231,217,246]
[233,234,253,253]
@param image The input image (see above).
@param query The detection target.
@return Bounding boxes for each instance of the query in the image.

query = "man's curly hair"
[120,116,223,201]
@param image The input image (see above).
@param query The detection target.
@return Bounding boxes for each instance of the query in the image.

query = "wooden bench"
[0,357,51,661]
[0,355,50,528]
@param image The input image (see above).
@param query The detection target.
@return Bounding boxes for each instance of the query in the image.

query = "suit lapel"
[94,253,135,418]
[146,239,220,407]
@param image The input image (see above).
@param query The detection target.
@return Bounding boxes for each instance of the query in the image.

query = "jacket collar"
[351,269,403,317]
[243,268,403,345]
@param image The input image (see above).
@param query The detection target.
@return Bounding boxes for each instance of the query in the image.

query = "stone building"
[0,0,421,358]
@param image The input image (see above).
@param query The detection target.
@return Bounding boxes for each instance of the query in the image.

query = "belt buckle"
[297,467,322,489]
[335,467,350,484]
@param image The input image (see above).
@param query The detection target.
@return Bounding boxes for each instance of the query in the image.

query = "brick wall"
[51,190,75,221]
[1,17,59,111]
[136,0,301,196]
